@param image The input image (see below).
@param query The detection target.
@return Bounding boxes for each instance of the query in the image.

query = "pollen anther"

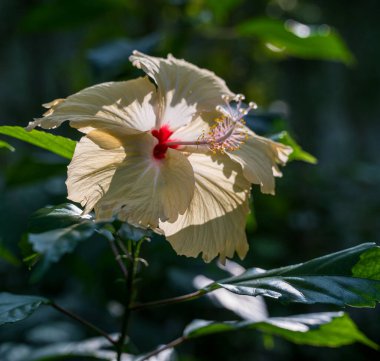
[206,93,256,153]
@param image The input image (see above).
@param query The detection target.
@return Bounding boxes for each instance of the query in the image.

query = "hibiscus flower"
[27,51,292,262]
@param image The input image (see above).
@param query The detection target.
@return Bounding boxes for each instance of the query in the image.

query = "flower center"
[151,125,178,159]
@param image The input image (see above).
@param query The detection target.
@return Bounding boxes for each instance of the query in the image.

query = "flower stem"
[130,289,206,311]
[50,302,116,345]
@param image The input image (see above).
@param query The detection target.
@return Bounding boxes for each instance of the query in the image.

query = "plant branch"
[51,302,116,346]
[138,336,187,361]
[116,237,144,361]
[130,289,206,311]
[109,238,129,280]
[115,236,132,261]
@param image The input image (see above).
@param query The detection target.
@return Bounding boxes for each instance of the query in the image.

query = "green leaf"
[352,246,380,280]
[21,0,128,32]
[0,140,15,151]
[5,157,67,187]
[184,312,377,349]
[272,131,317,164]
[0,126,76,159]
[202,0,243,24]
[0,241,20,266]
[0,293,50,326]
[204,243,380,307]
[237,18,354,65]
[28,204,96,265]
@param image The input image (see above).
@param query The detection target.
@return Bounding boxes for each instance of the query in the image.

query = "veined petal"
[67,136,126,214]
[159,153,250,263]
[96,134,195,228]
[27,77,158,133]
[171,111,217,153]
[227,129,293,195]
[129,51,234,130]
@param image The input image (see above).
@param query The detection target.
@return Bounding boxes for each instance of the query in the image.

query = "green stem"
[51,302,116,345]
[130,289,206,311]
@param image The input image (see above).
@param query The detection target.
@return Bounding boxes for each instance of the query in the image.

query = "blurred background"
[0,0,379,360]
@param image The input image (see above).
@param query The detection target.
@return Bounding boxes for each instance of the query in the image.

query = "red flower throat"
[151,125,178,159]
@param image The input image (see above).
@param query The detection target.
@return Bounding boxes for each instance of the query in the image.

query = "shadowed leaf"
[28,204,96,265]
[0,293,50,326]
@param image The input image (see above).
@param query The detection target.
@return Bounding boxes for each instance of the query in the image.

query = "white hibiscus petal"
[227,130,292,195]
[96,134,195,228]
[27,77,158,133]
[129,51,234,130]
[159,153,250,263]
[66,136,126,214]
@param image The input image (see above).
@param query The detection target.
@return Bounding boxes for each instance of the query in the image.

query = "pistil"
[165,94,257,153]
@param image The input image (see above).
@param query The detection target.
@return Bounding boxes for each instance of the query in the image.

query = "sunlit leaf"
[272,131,317,164]
[28,204,96,265]
[352,246,380,280]
[184,312,377,349]
[0,126,76,159]
[237,18,354,64]
[193,261,268,322]
[0,293,50,326]
[0,140,15,151]
[204,243,380,307]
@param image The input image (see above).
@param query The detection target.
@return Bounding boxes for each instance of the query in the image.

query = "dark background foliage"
[0,0,379,360]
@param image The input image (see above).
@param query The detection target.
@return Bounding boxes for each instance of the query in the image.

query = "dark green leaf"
[0,293,50,326]
[272,131,317,164]
[0,140,15,151]
[28,204,96,264]
[5,157,66,187]
[0,241,20,266]
[237,18,354,64]
[0,126,76,159]
[204,0,242,24]
[184,312,377,349]
[21,0,128,32]
[19,234,40,269]
[205,243,380,307]
[118,222,152,242]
